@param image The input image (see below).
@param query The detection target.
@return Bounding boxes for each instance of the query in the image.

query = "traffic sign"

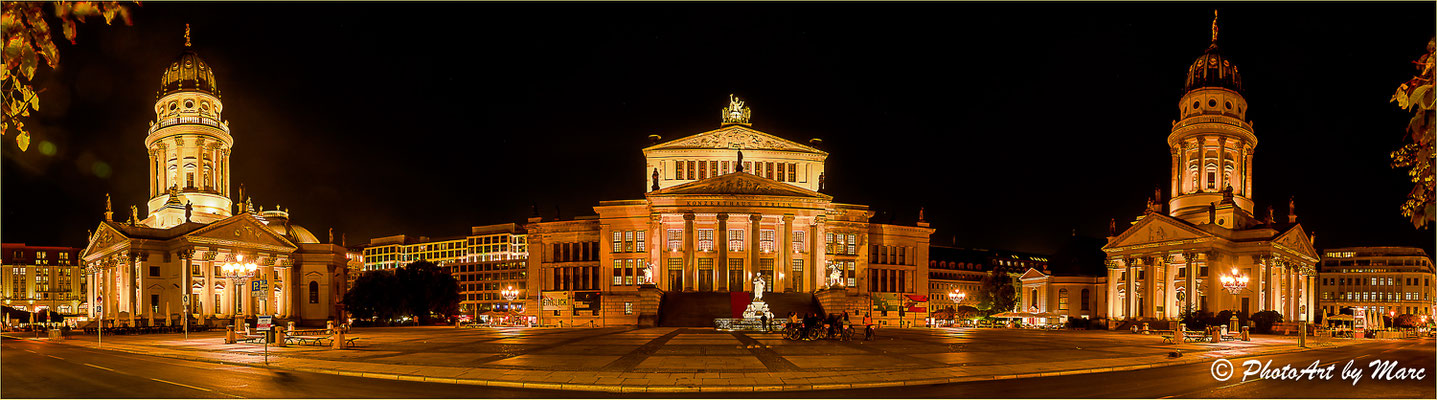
[257,315,272,331]
[182,294,190,305]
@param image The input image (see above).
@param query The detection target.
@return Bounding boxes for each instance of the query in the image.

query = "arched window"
[308,281,319,304]
[1031,289,1039,308]
[1058,288,1069,311]
[1080,288,1090,311]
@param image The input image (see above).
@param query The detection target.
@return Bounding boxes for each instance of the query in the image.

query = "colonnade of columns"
[1108,251,1314,321]
[656,211,831,294]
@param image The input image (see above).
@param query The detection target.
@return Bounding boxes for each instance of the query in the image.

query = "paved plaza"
[41,326,1366,392]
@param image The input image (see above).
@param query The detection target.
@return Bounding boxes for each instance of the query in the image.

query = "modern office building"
[3,244,86,324]
[1318,247,1435,321]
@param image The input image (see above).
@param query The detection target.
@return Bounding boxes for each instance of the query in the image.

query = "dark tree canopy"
[343,260,459,324]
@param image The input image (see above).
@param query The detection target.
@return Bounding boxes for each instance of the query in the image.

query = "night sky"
[4,2,1433,257]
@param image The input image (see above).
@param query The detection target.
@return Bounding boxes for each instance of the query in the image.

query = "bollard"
[331,329,346,350]
[1142,322,1150,334]
[326,320,334,333]
[1210,326,1221,343]
[288,321,296,333]
[1298,321,1307,348]
[1241,326,1250,341]
[225,328,237,344]
[275,329,286,347]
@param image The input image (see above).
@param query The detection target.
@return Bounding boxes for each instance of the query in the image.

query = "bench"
[320,336,360,347]
[287,335,331,345]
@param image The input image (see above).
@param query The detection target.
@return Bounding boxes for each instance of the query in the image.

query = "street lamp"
[501,286,519,326]
[1219,268,1248,332]
[220,256,259,332]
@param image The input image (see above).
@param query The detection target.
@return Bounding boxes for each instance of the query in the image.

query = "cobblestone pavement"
[43,326,1370,392]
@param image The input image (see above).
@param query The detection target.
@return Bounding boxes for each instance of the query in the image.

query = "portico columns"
[1184,253,1196,314]
[748,214,761,292]
[717,213,729,292]
[1124,259,1135,319]
[1106,265,1119,319]
[780,214,794,292]
[683,212,695,292]
[810,215,825,292]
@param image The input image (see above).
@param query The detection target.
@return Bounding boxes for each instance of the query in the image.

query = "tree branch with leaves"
[1390,37,1436,229]
[2,1,134,151]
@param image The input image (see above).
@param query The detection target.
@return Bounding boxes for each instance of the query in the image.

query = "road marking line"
[152,378,213,392]
[83,363,116,372]
[45,354,63,360]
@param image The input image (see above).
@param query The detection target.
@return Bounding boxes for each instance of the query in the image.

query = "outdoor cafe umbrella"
[165,302,172,326]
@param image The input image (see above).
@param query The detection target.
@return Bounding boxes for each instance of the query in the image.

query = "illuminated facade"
[1318,247,1435,321]
[1103,17,1318,324]
[360,224,528,271]
[927,246,1050,310]
[523,96,934,327]
[2,244,85,319]
[80,31,349,327]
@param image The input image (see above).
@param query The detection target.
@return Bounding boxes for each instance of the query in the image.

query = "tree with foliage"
[2,1,134,151]
[953,305,982,320]
[1392,314,1421,328]
[341,260,459,325]
[1390,37,1436,229]
[973,270,1016,315]
[1180,308,1214,330]
[1249,310,1283,334]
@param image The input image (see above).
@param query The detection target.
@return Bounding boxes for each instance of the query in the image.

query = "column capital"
[683,212,696,221]
[749,214,763,222]
[782,214,795,222]
[716,212,729,221]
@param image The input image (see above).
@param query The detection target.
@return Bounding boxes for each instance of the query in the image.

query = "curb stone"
[34,335,1381,393]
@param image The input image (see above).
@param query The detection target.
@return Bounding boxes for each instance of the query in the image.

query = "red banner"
[904,294,929,313]
[730,292,750,319]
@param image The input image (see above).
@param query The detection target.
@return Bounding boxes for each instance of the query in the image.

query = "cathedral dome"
[159,47,219,97]
[1183,44,1243,94]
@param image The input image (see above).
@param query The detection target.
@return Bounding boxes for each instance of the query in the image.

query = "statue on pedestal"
[751,276,765,301]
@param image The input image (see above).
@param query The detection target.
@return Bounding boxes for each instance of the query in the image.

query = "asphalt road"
[4,335,1432,398]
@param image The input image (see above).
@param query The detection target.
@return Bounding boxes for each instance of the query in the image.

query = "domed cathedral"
[80,26,349,329]
[524,95,935,327]
[1102,12,1319,328]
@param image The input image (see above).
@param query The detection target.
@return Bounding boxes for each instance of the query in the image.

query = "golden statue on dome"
[721,94,751,126]
[185,23,191,47]
[1210,10,1219,43]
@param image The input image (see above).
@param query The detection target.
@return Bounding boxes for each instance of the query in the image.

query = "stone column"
[1256,255,1267,311]
[1185,253,1196,314]
[1107,266,1119,319]
[811,215,825,291]
[1171,148,1181,199]
[1218,139,1229,190]
[780,214,794,292]
[1245,149,1254,197]
[265,264,276,316]
[748,214,761,291]
[1125,259,1135,318]
[1164,254,1178,320]
[683,212,695,291]
[717,213,729,291]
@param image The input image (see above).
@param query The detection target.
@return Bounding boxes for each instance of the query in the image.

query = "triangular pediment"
[1273,224,1318,260]
[1019,267,1049,281]
[82,222,132,259]
[643,125,825,154]
[182,214,297,253]
[1104,213,1216,250]
[648,172,832,199]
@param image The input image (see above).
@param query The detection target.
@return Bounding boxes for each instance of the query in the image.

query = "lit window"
[697,229,714,252]
[667,229,683,251]
[760,230,775,253]
[728,229,744,252]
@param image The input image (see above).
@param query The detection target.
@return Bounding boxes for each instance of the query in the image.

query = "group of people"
[780,311,877,340]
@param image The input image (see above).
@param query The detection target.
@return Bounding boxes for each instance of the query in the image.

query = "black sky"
[3,2,1433,257]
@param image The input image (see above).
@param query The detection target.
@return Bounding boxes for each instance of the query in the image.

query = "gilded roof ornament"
[185,23,191,47]
[721,94,751,126]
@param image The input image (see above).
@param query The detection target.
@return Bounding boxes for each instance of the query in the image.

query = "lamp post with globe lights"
[220,256,259,332]
[948,290,966,327]
[501,286,519,326]
[1219,268,1249,332]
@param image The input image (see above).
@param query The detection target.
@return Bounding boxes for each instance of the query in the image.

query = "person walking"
[760,314,769,332]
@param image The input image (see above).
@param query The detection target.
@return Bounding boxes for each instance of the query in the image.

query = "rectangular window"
[709,160,718,178]
[668,258,682,270]
[744,161,752,174]
[613,260,624,285]
[788,163,797,182]
[625,230,635,252]
[688,161,697,180]
[625,259,636,285]
[728,229,744,251]
[667,229,683,251]
[721,161,729,174]
[675,161,684,180]
[635,231,646,252]
[760,230,776,253]
[699,160,708,180]
[792,231,805,253]
[149,266,160,277]
[612,231,623,253]
[847,234,857,255]
[880,246,889,264]
[697,229,715,251]
[777,163,786,182]
[826,233,836,254]
[767,162,775,180]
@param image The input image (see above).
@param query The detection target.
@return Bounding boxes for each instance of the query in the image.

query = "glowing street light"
[501,286,519,325]
[1219,268,1248,331]
[949,290,966,303]
[220,256,259,331]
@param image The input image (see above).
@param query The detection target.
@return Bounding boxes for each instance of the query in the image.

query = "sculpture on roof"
[184,201,193,223]
[651,168,660,191]
[721,94,751,125]
[736,150,744,172]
